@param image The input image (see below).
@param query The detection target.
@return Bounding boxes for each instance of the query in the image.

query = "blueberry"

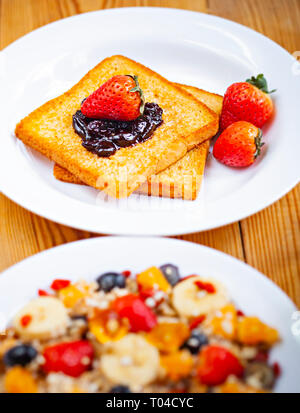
[181,331,208,354]
[3,345,38,367]
[96,272,126,292]
[160,264,180,286]
[110,385,131,393]
[115,274,126,288]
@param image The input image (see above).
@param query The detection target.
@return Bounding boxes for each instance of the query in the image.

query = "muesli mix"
[0,265,280,393]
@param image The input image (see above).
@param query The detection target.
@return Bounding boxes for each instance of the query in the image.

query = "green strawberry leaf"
[127,75,145,115]
[254,128,265,158]
[246,74,276,94]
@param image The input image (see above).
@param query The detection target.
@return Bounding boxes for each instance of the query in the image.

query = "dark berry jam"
[72,103,163,157]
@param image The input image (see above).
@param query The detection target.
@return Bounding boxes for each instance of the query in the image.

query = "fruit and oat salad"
[0,265,280,393]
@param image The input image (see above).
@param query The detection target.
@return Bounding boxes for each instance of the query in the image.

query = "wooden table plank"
[0,0,299,306]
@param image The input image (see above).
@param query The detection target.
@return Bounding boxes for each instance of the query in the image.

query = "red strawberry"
[220,74,275,131]
[43,340,94,378]
[198,345,244,386]
[50,279,70,290]
[213,121,264,167]
[111,294,157,332]
[81,75,145,121]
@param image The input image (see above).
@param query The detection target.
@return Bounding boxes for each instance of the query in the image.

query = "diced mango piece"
[5,367,37,393]
[210,304,238,340]
[137,266,171,293]
[237,317,279,345]
[146,322,190,353]
[59,284,86,308]
[161,350,194,381]
[89,309,128,344]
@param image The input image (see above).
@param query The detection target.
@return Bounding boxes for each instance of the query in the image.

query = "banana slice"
[172,276,228,317]
[100,333,160,388]
[13,297,68,340]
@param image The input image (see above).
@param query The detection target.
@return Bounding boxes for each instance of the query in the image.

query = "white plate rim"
[0,235,296,311]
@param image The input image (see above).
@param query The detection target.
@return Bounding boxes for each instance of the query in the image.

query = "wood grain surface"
[0,0,299,306]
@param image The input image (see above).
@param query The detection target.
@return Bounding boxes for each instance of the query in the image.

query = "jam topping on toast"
[72,102,163,157]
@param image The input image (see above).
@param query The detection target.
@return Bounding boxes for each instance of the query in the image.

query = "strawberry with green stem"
[220,74,275,131]
[81,75,145,121]
[213,121,264,168]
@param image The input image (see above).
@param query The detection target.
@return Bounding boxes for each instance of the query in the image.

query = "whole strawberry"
[81,75,145,121]
[220,74,275,131]
[213,121,264,167]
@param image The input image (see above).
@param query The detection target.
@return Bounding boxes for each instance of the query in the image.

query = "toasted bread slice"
[137,85,223,199]
[53,85,223,200]
[16,55,218,198]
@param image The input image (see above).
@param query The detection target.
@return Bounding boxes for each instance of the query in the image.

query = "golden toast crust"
[15,55,219,198]
[136,141,210,200]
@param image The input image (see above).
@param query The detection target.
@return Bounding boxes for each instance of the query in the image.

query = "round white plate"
[0,236,299,392]
[0,8,299,235]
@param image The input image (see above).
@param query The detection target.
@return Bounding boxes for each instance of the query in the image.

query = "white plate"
[0,236,299,392]
[0,7,299,235]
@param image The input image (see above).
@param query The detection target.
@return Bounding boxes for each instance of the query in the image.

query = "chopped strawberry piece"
[198,345,244,386]
[194,280,216,294]
[51,279,71,291]
[189,315,206,330]
[273,362,281,377]
[20,314,32,327]
[122,270,131,278]
[112,294,157,332]
[43,340,94,378]
[38,289,51,297]
[139,287,155,300]
[237,309,245,317]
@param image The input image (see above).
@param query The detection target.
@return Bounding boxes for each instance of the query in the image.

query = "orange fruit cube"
[161,350,194,381]
[137,266,171,293]
[146,322,190,353]
[59,284,86,308]
[89,309,128,343]
[4,367,37,393]
[210,304,238,340]
[237,316,279,345]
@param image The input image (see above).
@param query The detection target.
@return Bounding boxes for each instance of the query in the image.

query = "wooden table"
[0,0,299,306]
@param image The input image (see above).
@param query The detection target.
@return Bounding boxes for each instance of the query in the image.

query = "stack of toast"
[16,55,223,200]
